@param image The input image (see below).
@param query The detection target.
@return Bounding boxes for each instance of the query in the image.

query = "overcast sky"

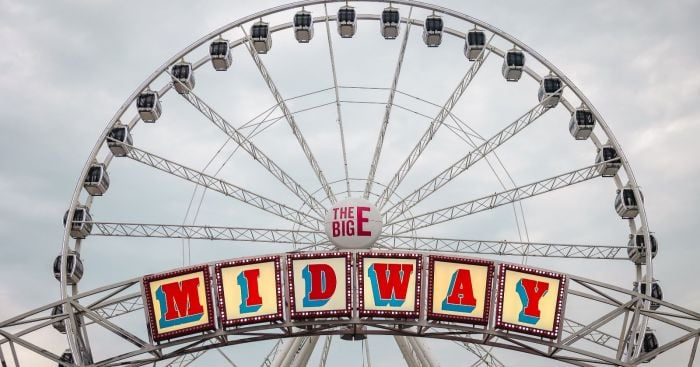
[1,0,699,366]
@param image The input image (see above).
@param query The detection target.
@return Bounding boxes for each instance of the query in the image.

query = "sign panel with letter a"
[215,256,283,327]
[495,264,567,339]
[427,256,494,324]
[142,265,215,342]
[287,252,352,319]
[358,252,421,318]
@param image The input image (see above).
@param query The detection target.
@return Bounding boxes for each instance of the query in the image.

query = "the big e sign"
[324,198,382,249]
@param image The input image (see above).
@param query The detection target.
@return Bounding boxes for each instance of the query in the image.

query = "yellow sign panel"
[142,266,215,341]
[358,253,421,317]
[495,264,566,338]
[428,257,494,324]
[215,257,282,327]
[288,252,352,318]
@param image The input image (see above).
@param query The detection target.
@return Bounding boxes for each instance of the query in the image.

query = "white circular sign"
[324,197,382,249]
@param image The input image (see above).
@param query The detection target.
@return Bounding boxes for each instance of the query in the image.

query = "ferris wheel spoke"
[323,4,351,198]
[259,339,283,367]
[290,335,319,366]
[383,95,558,223]
[120,143,323,231]
[384,161,610,234]
[317,335,332,367]
[374,35,495,210]
[377,235,627,260]
[364,8,413,199]
[394,335,420,367]
[452,341,504,367]
[242,27,336,205]
[87,221,326,245]
[171,76,327,219]
[405,336,438,367]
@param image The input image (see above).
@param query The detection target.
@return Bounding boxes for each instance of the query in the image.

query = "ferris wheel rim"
[57,1,656,365]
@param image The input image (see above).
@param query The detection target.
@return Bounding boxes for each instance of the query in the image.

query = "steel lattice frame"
[1,1,696,366]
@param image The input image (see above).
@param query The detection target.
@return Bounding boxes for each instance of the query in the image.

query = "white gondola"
[627,231,658,265]
[538,74,562,108]
[641,329,659,355]
[63,205,93,239]
[627,328,659,357]
[294,10,314,43]
[59,349,75,365]
[51,305,66,333]
[633,281,663,311]
[251,21,272,54]
[464,29,486,61]
[209,38,232,71]
[337,5,357,38]
[52,305,82,333]
[422,14,443,47]
[53,251,84,285]
[380,7,400,40]
[595,144,621,177]
[106,123,132,157]
[569,106,595,140]
[615,185,643,219]
[171,61,195,94]
[136,90,161,123]
[501,49,525,82]
[84,163,110,196]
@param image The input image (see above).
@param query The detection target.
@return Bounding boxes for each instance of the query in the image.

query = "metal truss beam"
[242,27,336,204]
[71,301,149,351]
[323,4,351,198]
[561,318,620,351]
[377,235,627,260]
[3,273,699,367]
[91,294,143,321]
[454,342,504,367]
[385,161,609,235]
[175,80,328,218]
[364,10,413,199]
[260,340,283,367]
[89,222,326,246]
[374,36,493,209]
[317,336,332,367]
[121,143,322,231]
[383,96,556,223]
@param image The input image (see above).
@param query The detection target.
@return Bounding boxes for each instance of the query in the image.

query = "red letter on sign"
[307,264,337,300]
[240,269,263,306]
[445,269,477,306]
[357,206,371,236]
[160,278,204,320]
[516,278,550,324]
[369,263,414,306]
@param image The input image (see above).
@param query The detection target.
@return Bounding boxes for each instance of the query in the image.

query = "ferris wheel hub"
[324,197,382,249]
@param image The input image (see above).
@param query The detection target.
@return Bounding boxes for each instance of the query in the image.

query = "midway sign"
[142,251,567,342]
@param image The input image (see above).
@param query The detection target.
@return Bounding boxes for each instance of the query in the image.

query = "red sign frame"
[427,255,494,325]
[215,256,283,327]
[494,263,567,339]
[287,251,353,319]
[357,252,422,318]
[142,265,216,342]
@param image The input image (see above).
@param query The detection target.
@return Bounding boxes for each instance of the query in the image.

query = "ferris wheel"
[1,1,698,366]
